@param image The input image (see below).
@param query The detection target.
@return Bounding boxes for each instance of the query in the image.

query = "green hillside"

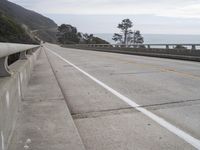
[0,0,58,43]
[0,12,38,44]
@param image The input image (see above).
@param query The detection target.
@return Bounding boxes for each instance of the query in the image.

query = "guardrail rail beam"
[0,42,40,77]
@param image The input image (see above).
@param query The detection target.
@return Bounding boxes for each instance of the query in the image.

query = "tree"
[112,33,123,43]
[133,30,144,44]
[113,19,144,45]
[113,19,133,44]
[82,33,109,44]
[57,24,109,44]
[90,36,109,44]
[57,24,81,44]
[83,34,94,44]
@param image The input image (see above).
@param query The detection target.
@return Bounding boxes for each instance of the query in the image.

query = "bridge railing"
[64,43,200,61]
[0,42,41,150]
[0,43,40,77]
[72,44,200,50]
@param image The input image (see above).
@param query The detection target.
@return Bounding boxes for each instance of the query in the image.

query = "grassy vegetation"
[0,12,37,44]
[0,0,58,43]
[91,36,110,44]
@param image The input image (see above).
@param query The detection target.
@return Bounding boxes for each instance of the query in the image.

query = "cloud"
[9,0,200,34]
[9,0,200,18]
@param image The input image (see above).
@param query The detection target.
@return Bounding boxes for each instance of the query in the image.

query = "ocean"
[95,33,200,44]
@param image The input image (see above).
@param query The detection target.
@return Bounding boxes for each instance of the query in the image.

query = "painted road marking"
[93,53,200,80]
[6,91,10,109]
[18,78,21,97]
[20,72,23,82]
[46,47,200,149]
[1,131,5,150]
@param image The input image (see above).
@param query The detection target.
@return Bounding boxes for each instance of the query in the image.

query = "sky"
[9,0,200,34]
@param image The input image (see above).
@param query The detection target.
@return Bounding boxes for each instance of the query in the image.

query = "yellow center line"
[93,53,200,80]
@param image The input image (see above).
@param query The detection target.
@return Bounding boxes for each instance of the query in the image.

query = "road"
[44,43,200,150]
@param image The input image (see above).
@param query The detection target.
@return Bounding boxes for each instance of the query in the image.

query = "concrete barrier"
[0,48,41,150]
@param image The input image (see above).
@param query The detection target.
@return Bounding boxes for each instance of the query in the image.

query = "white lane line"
[46,47,200,149]
[1,131,5,150]
[6,91,10,109]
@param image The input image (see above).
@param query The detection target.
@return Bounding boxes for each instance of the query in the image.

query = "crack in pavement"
[72,98,200,119]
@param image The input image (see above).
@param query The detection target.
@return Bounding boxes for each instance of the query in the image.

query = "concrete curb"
[44,48,86,150]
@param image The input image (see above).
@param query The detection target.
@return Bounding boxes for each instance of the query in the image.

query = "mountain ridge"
[0,0,58,43]
[0,11,38,44]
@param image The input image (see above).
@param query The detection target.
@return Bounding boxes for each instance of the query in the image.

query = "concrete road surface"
[44,43,200,150]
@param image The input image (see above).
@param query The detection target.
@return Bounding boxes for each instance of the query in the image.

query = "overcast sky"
[9,0,200,34]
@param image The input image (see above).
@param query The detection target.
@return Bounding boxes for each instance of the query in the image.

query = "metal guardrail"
[72,44,200,50]
[0,42,40,77]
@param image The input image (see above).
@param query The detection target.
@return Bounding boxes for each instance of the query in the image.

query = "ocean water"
[95,33,200,44]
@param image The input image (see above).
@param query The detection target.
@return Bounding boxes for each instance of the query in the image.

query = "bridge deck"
[9,43,200,150]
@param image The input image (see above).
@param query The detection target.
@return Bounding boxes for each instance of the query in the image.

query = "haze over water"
[95,33,200,44]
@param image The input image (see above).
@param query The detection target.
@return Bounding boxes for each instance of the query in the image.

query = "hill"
[0,0,58,43]
[0,11,38,44]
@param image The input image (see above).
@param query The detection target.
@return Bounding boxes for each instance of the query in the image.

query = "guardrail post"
[0,56,11,77]
[19,51,27,59]
[27,49,34,55]
[192,45,196,50]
